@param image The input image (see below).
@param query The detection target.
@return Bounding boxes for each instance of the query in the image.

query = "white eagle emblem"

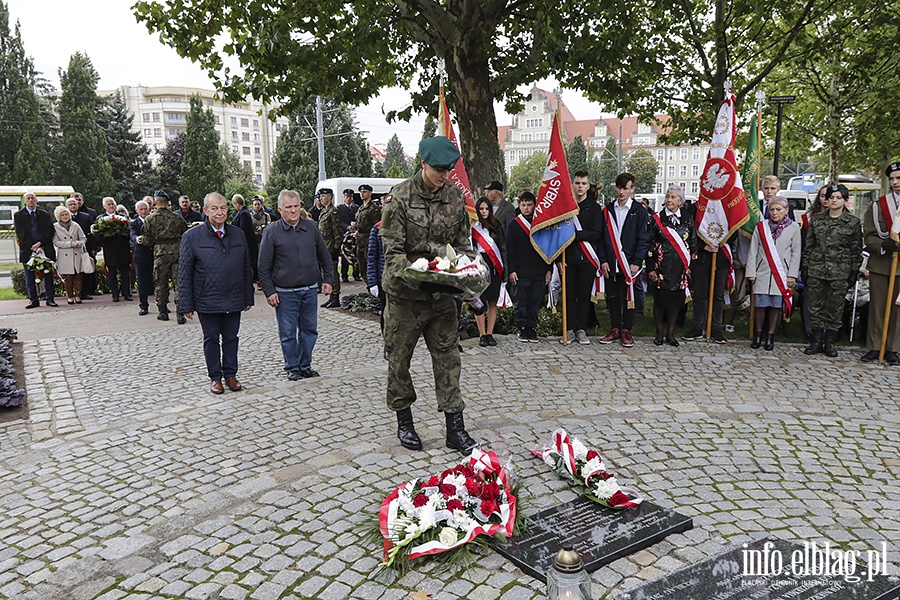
[702,164,730,193]
[542,159,560,182]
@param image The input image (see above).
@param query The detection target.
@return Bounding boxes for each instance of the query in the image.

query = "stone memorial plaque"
[491,496,693,582]
[615,536,900,600]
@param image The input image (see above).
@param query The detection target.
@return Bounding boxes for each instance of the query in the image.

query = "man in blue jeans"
[258,189,334,380]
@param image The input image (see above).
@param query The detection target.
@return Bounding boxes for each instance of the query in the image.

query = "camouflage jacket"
[318,202,341,253]
[355,201,381,245]
[381,172,473,301]
[142,208,188,258]
[803,211,862,281]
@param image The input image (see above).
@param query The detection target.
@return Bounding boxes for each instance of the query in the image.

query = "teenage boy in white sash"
[506,192,552,342]
[599,172,652,348]
[861,161,900,364]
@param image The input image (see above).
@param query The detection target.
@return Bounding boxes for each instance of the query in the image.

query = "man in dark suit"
[230,194,259,283]
[336,189,359,282]
[131,197,155,315]
[176,195,204,224]
[599,172,652,348]
[70,192,98,298]
[13,191,57,308]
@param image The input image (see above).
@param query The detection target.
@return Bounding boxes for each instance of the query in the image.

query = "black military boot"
[764,333,775,351]
[445,411,478,456]
[823,329,838,357]
[750,332,762,349]
[322,293,341,309]
[396,408,422,450]
[804,329,823,355]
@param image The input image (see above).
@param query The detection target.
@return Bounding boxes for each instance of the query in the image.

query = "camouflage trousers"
[153,254,179,313]
[383,294,464,413]
[806,277,847,330]
[355,239,368,283]
[330,249,341,296]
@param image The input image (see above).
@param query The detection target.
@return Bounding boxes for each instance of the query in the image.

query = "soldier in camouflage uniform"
[381,136,478,456]
[802,184,862,357]
[140,191,188,322]
[354,183,381,285]
[316,188,342,308]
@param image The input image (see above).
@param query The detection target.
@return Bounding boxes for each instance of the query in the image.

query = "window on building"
[255,161,262,171]
[657,149,664,161]
[232,145,238,154]
[518,150,525,159]
[170,97,181,103]
[680,165,687,177]
[231,131,238,140]
[240,118,249,127]
[215,116,220,124]
[154,128,161,137]
[253,133,260,143]
[692,147,700,160]
[241,132,250,141]
[253,119,259,129]
[657,166,663,177]
[668,149,675,161]
[680,148,688,160]
[152,112,160,122]
[636,137,648,145]
[168,128,179,137]
[680,182,687,192]
[230,116,237,126]
[655,183,663,194]
[142,113,150,122]
[243,160,251,168]
[691,181,699,194]
[668,166,675,177]
[143,128,151,137]
[150,98,157,103]
[242,147,251,155]
[692,165,699,177]
[638,123,651,134]
[169,112,184,121]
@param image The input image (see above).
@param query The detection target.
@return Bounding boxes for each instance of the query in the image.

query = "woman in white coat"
[52,206,88,304]
[746,197,801,350]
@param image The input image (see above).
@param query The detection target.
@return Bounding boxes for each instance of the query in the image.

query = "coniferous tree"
[180,94,224,201]
[384,133,409,176]
[157,132,184,193]
[411,114,438,168]
[104,91,152,204]
[221,144,257,200]
[55,52,115,211]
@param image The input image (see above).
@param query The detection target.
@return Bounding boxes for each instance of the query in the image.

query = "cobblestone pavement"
[1,300,899,600]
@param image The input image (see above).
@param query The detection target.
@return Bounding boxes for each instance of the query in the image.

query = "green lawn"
[0,287,25,300]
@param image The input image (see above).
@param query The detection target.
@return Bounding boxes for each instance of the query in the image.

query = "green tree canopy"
[55,52,115,211]
[384,133,409,177]
[104,91,153,204]
[508,151,548,201]
[156,132,184,193]
[181,94,225,202]
[222,144,258,201]
[624,149,659,194]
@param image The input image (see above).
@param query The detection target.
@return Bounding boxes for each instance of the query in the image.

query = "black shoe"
[124,296,133,301]
[46,300,58,307]
[710,331,727,344]
[479,335,489,347]
[885,351,900,365]
[299,368,320,378]
[654,338,664,346]
[487,334,497,346]
[517,329,528,343]
[528,329,539,343]
[157,312,169,321]
[176,313,187,325]
[860,350,879,363]
[25,301,39,309]
[112,296,120,302]
[383,348,389,360]
[764,334,775,351]
[751,333,762,349]
[138,308,148,316]
[287,369,303,381]
[804,329,823,355]
[445,412,478,456]
[82,295,93,300]
[321,297,341,308]
[667,336,680,347]
[823,329,838,357]
[353,276,362,282]
[397,408,422,450]
[341,277,349,283]
[682,328,703,341]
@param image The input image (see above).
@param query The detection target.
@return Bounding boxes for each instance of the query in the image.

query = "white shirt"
[613,198,633,234]
[664,208,681,224]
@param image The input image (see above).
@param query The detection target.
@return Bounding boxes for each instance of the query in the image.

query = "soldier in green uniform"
[317,188,342,308]
[802,184,862,357]
[140,191,188,322]
[354,183,381,284]
[381,136,478,456]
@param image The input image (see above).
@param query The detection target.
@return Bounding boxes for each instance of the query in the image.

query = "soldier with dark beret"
[381,136,479,456]
[802,184,862,357]
[354,183,381,284]
[140,190,188,323]
[317,188,343,308]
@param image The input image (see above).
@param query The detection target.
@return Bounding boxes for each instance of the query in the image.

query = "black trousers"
[107,264,131,299]
[565,261,596,331]
[691,258,727,334]
[135,261,154,310]
[606,272,635,330]
[198,312,242,380]
[514,278,546,330]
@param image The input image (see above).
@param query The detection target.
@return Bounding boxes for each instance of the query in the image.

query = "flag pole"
[878,253,899,364]
[748,281,755,336]
[706,251,717,339]
[561,254,568,338]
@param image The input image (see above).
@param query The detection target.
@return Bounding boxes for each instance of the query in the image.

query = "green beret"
[153,189,170,200]
[419,136,460,170]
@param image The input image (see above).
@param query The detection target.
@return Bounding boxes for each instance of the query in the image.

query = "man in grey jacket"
[258,189,334,380]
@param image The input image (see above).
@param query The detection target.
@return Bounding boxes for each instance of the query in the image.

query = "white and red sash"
[757,221,793,318]
[653,213,691,298]
[801,213,810,233]
[721,243,735,306]
[573,216,605,301]
[876,194,897,236]
[603,207,636,307]
[472,222,512,308]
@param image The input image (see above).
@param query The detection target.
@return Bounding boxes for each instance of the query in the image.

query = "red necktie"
[216,230,223,239]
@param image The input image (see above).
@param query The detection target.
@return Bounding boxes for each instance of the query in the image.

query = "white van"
[315,177,405,206]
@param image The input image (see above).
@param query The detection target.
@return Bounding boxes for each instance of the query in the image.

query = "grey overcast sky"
[7,0,605,155]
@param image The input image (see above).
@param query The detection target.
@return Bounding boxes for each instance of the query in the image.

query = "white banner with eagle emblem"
[694,92,750,246]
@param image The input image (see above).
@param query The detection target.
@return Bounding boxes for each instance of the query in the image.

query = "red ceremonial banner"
[438,88,477,222]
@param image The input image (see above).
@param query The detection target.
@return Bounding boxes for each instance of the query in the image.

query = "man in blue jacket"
[179,192,254,395]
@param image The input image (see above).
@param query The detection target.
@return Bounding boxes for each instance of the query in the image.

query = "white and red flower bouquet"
[375,448,520,572]
[404,244,489,300]
[91,214,129,237]
[25,251,55,282]
[532,429,643,510]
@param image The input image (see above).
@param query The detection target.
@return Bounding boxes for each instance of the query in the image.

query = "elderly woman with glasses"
[647,185,696,346]
[52,206,89,304]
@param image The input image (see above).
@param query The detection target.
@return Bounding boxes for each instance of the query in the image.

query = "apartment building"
[99,85,290,186]
[499,87,710,196]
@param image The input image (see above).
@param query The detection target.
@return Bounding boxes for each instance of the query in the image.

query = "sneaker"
[710,331,727,344]
[479,335,489,347]
[299,368,320,378]
[287,369,303,381]
[575,330,590,345]
[598,328,620,344]
[517,329,528,343]
[682,328,704,340]
[560,330,575,345]
[621,329,634,348]
[528,329,539,343]
[724,324,735,333]
[487,334,497,347]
